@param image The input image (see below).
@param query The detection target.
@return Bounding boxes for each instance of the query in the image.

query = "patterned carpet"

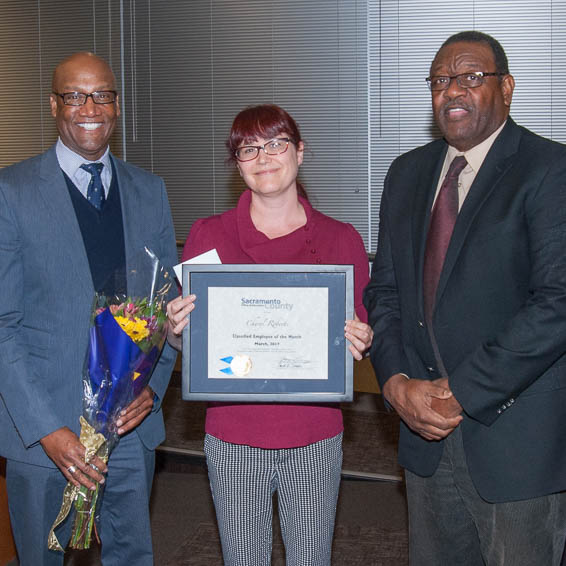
[163,521,408,566]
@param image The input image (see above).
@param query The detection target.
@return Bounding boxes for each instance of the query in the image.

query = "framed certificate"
[181,264,354,402]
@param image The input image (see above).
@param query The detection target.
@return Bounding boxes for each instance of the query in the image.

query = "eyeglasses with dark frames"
[425,72,506,91]
[235,138,292,162]
[52,91,118,106]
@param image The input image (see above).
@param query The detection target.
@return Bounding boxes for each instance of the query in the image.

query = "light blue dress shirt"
[55,138,112,199]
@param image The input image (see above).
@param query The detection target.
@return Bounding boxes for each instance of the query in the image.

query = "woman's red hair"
[226,104,307,199]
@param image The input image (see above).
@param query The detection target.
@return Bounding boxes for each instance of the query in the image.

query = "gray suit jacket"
[0,144,178,467]
[364,119,566,502]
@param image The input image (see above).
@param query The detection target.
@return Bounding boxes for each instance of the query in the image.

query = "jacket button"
[497,409,502,414]
[418,320,425,327]
[311,249,316,254]
[426,366,435,373]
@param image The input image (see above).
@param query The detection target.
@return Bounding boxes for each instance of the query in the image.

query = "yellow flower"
[115,316,150,343]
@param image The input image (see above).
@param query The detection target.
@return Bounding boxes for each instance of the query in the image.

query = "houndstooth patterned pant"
[204,432,343,566]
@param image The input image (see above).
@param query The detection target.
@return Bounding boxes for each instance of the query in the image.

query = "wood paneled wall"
[0,458,16,565]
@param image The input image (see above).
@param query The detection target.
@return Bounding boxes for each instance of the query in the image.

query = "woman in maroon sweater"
[168,105,372,565]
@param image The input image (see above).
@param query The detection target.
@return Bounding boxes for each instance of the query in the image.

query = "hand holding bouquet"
[48,248,174,552]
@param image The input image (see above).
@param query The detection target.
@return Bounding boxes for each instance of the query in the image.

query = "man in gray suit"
[0,52,177,564]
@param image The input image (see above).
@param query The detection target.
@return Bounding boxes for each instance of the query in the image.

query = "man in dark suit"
[0,52,177,564]
[364,31,566,565]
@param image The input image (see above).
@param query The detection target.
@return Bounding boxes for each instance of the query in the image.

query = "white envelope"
[173,248,222,282]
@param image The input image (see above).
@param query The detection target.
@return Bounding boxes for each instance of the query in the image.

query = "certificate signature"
[278,357,311,369]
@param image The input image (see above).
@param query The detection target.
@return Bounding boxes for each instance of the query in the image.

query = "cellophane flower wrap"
[48,247,174,552]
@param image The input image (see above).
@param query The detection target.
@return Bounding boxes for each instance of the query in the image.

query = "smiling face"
[50,53,120,160]
[236,134,304,197]
[430,41,514,151]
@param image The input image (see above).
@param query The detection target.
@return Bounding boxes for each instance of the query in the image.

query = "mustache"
[441,100,473,114]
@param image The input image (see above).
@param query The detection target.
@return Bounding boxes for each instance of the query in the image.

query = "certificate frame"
[181,264,354,402]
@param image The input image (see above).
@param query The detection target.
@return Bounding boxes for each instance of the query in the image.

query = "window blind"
[1,1,565,254]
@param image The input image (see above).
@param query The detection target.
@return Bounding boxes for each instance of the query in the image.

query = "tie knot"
[446,156,467,179]
[80,162,104,178]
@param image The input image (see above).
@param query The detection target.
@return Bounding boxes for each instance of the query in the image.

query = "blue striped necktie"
[80,162,105,210]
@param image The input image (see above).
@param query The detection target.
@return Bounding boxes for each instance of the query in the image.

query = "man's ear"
[49,94,58,118]
[501,74,515,107]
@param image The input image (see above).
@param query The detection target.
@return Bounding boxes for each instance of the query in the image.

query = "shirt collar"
[236,189,314,252]
[55,138,112,193]
[446,120,507,173]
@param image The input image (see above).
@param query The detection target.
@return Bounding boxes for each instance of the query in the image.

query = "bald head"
[50,52,120,161]
[52,52,116,92]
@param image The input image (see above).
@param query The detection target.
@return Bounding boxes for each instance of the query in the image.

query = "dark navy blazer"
[364,119,566,502]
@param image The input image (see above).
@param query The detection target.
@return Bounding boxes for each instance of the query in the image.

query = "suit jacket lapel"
[38,146,93,292]
[111,156,137,271]
[112,155,149,292]
[435,119,522,307]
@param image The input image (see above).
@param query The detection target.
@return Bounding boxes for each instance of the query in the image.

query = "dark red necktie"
[423,156,467,323]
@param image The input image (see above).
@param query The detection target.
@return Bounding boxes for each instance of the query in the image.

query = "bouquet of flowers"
[48,247,174,552]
